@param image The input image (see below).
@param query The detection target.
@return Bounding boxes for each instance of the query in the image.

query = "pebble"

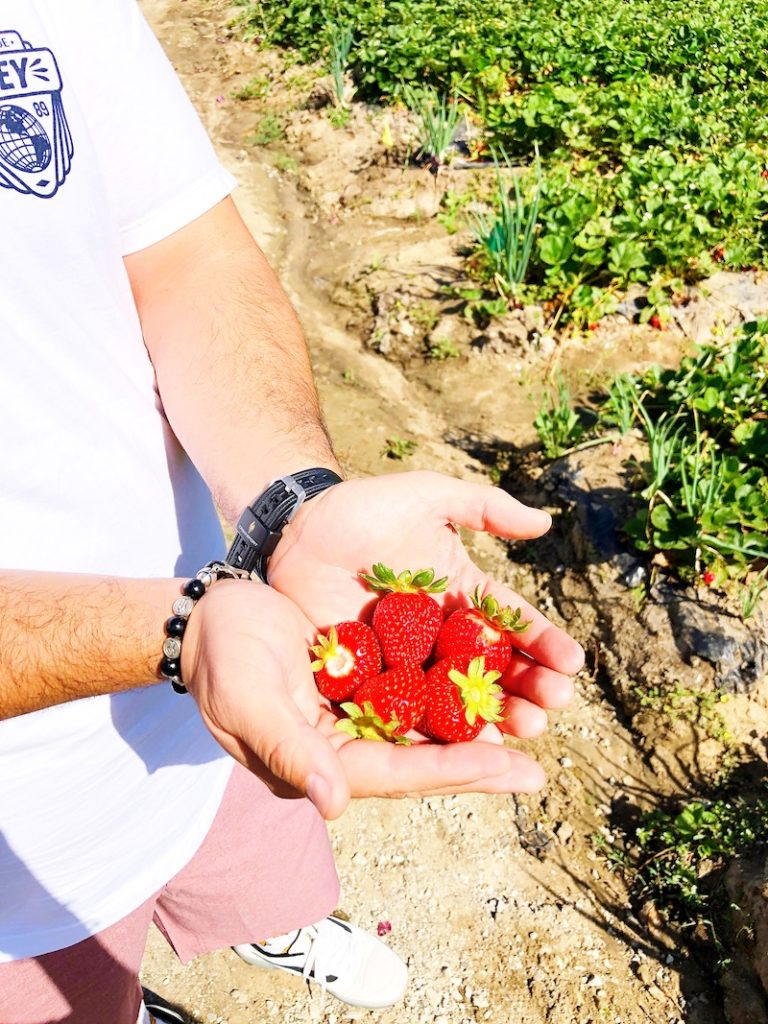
[556,822,575,843]
[559,756,574,768]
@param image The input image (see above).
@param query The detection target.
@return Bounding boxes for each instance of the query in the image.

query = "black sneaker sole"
[141,987,186,1024]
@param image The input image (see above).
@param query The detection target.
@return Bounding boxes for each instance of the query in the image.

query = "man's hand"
[181,576,557,820]
[268,471,583,740]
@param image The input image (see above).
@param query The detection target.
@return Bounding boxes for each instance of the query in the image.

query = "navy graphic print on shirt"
[0,28,73,198]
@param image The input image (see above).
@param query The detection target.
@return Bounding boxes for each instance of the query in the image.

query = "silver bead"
[197,570,214,588]
[172,596,195,617]
[163,637,182,659]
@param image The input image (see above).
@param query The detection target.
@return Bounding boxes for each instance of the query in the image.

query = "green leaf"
[538,233,575,266]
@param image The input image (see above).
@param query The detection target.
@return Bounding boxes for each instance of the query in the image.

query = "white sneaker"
[233,915,408,1009]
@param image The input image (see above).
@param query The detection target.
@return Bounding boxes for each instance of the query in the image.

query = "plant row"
[534,321,768,590]
[237,0,768,323]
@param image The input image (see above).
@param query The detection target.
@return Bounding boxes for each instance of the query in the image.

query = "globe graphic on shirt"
[0,104,52,173]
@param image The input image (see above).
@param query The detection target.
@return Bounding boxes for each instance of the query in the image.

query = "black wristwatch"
[225,468,342,582]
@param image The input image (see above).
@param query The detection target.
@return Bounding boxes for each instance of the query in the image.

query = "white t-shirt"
[0,0,240,961]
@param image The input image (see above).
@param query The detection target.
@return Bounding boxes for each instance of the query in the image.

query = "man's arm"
[124,197,341,525]
[0,571,178,719]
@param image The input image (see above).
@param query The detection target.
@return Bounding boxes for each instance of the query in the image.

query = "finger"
[500,652,575,710]
[499,696,548,738]
[337,737,545,797]
[412,472,553,539]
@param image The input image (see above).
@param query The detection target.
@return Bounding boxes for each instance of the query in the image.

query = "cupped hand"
[268,471,583,720]
[180,576,555,819]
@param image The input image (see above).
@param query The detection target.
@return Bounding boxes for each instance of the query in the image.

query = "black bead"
[166,616,187,638]
[160,656,181,678]
[183,578,205,599]
[171,679,188,694]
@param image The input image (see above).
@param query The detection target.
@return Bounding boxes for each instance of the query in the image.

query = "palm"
[269,471,584,677]
[269,470,582,751]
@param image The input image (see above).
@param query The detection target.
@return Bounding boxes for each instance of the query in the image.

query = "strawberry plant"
[541,322,768,583]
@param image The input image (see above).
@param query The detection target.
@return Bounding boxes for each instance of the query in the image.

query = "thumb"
[421,473,552,539]
[240,704,351,820]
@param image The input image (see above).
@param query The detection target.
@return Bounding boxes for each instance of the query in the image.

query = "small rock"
[556,821,575,844]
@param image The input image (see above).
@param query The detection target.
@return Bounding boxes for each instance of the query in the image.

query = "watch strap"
[226,468,342,582]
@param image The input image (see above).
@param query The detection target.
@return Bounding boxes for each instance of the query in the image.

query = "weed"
[533,377,584,459]
[427,338,460,360]
[409,302,439,332]
[382,436,417,460]
[328,105,351,129]
[633,795,768,960]
[246,113,286,146]
[328,23,354,106]
[341,368,356,385]
[634,682,732,747]
[273,150,299,172]
[470,148,542,301]
[231,75,270,101]
[742,566,768,621]
[437,189,475,235]
[286,70,315,93]
[598,373,638,436]
[403,86,462,169]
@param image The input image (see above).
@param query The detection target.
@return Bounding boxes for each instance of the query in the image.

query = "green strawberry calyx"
[448,657,504,726]
[335,701,412,745]
[359,562,448,595]
[469,586,531,634]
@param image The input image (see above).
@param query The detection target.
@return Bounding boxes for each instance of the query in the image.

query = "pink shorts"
[0,762,339,1024]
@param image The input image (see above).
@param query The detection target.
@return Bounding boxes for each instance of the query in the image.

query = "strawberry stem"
[447,656,504,726]
[360,562,448,594]
[469,586,531,634]
[335,701,412,745]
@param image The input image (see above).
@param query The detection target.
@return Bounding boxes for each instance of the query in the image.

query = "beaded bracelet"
[159,560,252,694]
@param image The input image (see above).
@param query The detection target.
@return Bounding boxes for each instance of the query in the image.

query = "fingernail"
[306,772,332,816]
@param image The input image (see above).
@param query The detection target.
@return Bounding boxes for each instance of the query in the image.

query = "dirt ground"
[139,2,768,1022]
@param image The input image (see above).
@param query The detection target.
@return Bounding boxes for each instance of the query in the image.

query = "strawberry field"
[141,2,768,1021]
[238,0,768,324]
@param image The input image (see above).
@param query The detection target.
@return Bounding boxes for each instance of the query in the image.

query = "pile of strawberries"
[310,563,530,744]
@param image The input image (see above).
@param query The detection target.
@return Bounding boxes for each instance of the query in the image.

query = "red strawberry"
[336,663,428,742]
[360,563,447,667]
[435,586,530,673]
[649,314,662,330]
[421,656,504,743]
[310,622,382,702]
[353,663,428,734]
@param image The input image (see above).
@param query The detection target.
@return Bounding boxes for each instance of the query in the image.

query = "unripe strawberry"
[310,622,382,702]
[435,586,530,672]
[421,656,504,743]
[360,563,447,667]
